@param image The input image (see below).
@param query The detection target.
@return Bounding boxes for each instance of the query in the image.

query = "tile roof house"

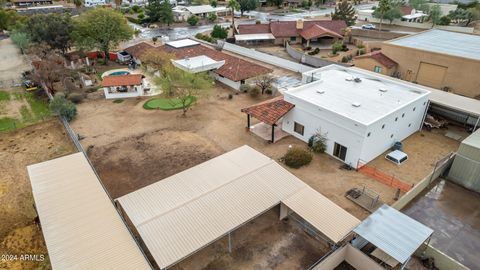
[353,50,398,76]
[102,74,147,99]
[237,20,346,46]
[123,40,272,90]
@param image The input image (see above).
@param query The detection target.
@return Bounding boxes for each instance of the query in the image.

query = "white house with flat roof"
[281,65,430,167]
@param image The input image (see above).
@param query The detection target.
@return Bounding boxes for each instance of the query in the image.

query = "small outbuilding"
[102,74,148,99]
[448,128,480,192]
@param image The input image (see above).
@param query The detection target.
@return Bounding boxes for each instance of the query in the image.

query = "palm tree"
[227,0,240,29]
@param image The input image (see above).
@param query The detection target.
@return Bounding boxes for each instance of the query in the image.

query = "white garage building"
[281,65,430,167]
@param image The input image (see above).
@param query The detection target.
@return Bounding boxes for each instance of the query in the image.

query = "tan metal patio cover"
[117,145,360,269]
[27,153,151,270]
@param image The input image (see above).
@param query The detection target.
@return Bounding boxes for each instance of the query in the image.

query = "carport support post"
[228,232,232,253]
[247,114,251,129]
[473,116,480,132]
[271,124,275,143]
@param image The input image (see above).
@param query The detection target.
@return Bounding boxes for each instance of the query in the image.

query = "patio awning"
[235,33,275,41]
[353,204,433,265]
[172,55,225,73]
[241,96,294,126]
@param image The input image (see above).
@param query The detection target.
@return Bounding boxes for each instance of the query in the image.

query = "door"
[416,62,447,89]
[333,142,347,161]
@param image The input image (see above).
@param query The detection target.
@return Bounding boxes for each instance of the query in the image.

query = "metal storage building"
[116,145,360,269]
[27,153,151,270]
[448,129,480,192]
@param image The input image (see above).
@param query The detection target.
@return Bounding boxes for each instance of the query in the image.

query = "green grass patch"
[113,99,124,103]
[143,96,196,110]
[0,92,51,133]
[0,91,10,101]
[0,117,21,132]
[24,93,51,120]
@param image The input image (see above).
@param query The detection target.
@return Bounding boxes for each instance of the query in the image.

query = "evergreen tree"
[146,0,162,22]
[238,0,258,16]
[332,0,356,26]
[159,0,174,26]
[373,0,392,31]
[429,4,442,27]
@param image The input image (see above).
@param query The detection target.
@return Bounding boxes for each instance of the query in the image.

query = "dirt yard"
[0,119,76,270]
[72,85,406,220]
[172,207,330,270]
[367,128,461,185]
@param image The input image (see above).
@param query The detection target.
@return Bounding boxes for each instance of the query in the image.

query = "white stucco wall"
[282,92,429,166]
[103,85,144,99]
[212,73,241,90]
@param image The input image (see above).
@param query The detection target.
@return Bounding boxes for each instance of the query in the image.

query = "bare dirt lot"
[0,120,76,270]
[172,207,330,270]
[0,38,31,87]
[72,85,420,220]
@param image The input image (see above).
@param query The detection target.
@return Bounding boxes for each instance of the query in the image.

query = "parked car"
[362,24,376,30]
[385,150,408,165]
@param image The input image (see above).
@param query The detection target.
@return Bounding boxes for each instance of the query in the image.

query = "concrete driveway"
[0,38,31,89]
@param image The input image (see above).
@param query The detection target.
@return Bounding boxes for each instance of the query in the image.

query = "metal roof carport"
[27,153,152,270]
[353,204,433,269]
[116,145,360,269]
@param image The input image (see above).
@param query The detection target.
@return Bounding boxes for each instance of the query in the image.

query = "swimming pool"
[109,71,130,76]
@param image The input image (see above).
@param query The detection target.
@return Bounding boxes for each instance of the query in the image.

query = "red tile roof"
[238,20,346,39]
[355,51,398,69]
[241,96,295,126]
[300,24,344,40]
[102,74,143,87]
[160,44,272,81]
[399,6,414,16]
[124,42,155,58]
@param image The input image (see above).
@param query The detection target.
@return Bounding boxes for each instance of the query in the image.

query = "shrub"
[357,48,365,56]
[187,15,199,26]
[284,147,313,168]
[265,88,273,95]
[439,15,451,25]
[207,12,217,22]
[228,93,233,99]
[332,41,343,55]
[356,44,365,49]
[211,24,228,39]
[195,33,215,43]
[240,84,250,93]
[210,0,217,7]
[249,86,260,98]
[131,5,142,13]
[341,56,349,63]
[255,20,261,24]
[138,13,145,20]
[67,93,84,104]
[49,95,77,122]
[126,16,140,24]
[308,130,327,153]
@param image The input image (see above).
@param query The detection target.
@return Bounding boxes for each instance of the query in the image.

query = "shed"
[448,128,480,192]
[27,153,151,270]
[353,204,433,267]
[116,145,360,269]
[172,55,225,73]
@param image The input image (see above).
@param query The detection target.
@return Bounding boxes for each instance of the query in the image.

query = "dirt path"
[0,120,76,270]
[0,38,31,86]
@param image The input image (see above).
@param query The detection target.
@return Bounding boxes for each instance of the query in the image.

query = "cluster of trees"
[145,0,174,25]
[447,1,480,26]
[332,0,356,26]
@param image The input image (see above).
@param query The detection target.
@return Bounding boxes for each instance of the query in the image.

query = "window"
[402,113,405,118]
[367,132,371,137]
[408,123,412,127]
[294,122,304,135]
[382,124,385,129]
[290,37,296,42]
[333,143,348,161]
[413,107,416,111]
[373,66,382,73]
[395,117,398,122]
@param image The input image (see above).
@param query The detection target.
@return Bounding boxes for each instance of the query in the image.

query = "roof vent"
[379,88,388,92]
[316,90,325,94]
[345,77,354,81]
[352,102,361,107]
[354,77,362,83]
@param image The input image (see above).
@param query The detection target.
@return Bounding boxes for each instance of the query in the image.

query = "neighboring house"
[236,20,346,46]
[448,128,480,193]
[382,29,480,98]
[124,42,160,64]
[357,6,427,24]
[173,5,217,21]
[354,50,398,76]
[102,74,148,99]
[245,65,430,166]
[123,39,272,90]
[12,0,53,7]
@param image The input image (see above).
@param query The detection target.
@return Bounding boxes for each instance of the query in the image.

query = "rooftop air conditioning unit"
[379,88,388,92]
[354,78,362,83]
[352,102,361,107]
[316,90,325,94]
[345,77,354,81]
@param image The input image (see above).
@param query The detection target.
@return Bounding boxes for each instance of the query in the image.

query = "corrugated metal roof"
[117,145,359,269]
[462,128,480,149]
[282,186,360,243]
[353,204,433,264]
[429,89,480,117]
[27,153,151,270]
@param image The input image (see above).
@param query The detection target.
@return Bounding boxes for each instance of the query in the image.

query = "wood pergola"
[241,96,294,143]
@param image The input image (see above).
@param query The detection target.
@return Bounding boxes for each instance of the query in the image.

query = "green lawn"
[143,96,196,110]
[0,91,51,132]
